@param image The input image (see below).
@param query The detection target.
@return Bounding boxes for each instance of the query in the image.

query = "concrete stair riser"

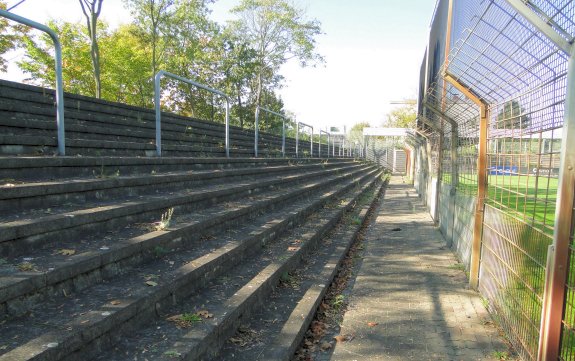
[0,167,379,361]
[0,157,352,183]
[0,162,352,213]
[0,163,369,258]
[0,166,375,319]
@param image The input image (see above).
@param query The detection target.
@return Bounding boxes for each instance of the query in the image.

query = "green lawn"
[442,172,558,234]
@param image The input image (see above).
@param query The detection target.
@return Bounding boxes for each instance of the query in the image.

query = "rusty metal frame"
[494,1,575,358]
[425,102,459,188]
[534,23,575,361]
[443,72,489,290]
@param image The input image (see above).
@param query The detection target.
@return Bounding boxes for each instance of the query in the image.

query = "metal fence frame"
[154,70,230,157]
[0,9,65,155]
[419,0,575,359]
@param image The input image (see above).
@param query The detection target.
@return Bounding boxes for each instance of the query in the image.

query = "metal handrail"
[319,129,330,158]
[154,70,230,157]
[0,9,65,155]
[255,106,288,157]
[296,122,313,158]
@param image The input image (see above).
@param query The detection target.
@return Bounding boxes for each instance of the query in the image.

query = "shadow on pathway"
[328,176,517,361]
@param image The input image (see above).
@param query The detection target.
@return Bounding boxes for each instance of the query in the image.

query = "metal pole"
[282,119,286,157]
[310,127,313,157]
[328,132,331,158]
[225,98,230,158]
[538,50,575,361]
[0,9,66,155]
[255,106,260,157]
[154,71,162,156]
[154,70,231,158]
[296,122,299,158]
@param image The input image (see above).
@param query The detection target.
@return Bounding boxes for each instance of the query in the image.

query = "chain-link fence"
[418,0,575,359]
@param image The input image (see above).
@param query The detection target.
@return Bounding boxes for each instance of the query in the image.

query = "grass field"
[442,172,558,234]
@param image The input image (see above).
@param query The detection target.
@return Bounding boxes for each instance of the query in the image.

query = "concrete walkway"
[330,177,516,361]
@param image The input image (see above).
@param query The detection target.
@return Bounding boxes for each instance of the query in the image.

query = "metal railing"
[295,122,313,158]
[319,129,330,158]
[254,106,288,157]
[0,9,65,155]
[154,70,230,157]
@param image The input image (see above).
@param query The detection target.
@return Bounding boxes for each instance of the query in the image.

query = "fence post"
[443,73,488,290]
[538,49,575,361]
[254,106,260,157]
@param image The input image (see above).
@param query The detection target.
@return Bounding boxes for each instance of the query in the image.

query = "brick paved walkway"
[330,177,516,361]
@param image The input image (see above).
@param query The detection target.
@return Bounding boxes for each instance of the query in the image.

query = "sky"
[2,0,436,131]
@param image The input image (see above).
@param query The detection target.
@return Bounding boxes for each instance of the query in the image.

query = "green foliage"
[495,100,530,129]
[229,0,324,107]
[11,0,319,130]
[0,1,28,73]
[18,21,95,94]
[385,104,416,128]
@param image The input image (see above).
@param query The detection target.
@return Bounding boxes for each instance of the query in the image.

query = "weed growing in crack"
[154,208,174,231]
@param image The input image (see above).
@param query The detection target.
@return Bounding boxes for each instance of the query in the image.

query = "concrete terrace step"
[0,160,351,213]
[0,164,375,320]
[92,169,383,361]
[219,180,386,361]
[0,157,347,182]
[0,166,381,361]
[0,80,321,157]
[0,110,290,154]
[0,162,368,257]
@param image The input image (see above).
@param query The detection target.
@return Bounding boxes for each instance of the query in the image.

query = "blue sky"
[3,0,437,130]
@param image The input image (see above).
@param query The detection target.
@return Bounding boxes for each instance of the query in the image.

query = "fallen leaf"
[58,249,76,256]
[145,281,158,287]
[110,300,121,305]
[367,322,379,327]
[334,335,347,343]
[197,310,213,319]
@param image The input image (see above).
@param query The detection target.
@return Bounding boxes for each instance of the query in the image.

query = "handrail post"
[254,106,260,157]
[256,106,289,158]
[0,9,66,155]
[282,118,286,157]
[225,98,230,158]
[297,122,313,158]
[296,122,299,158]
[155,70,231,158]
[310,126,313,157]
[154,71,163,156]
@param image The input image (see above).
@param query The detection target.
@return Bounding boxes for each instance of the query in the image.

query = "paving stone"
[331,177,517,361]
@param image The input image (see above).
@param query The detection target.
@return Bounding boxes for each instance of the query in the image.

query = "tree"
[79,0,104,98]
[100,24,154,106]
[124,0,175,78]
[0,1,28,73]
[229,0,324,107]
[495,100,530,129]
[18,21,94,95]
[348,121,370,149]
[385,104,416,128]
